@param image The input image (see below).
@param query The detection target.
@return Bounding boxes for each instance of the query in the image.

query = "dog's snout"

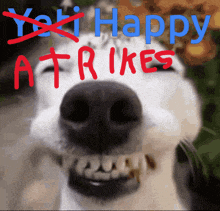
[59,81,142,152]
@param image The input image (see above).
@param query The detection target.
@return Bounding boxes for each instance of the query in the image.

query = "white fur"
[6,32,202,210]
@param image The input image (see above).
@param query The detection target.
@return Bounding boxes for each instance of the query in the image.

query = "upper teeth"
[102,156,113,172]
[65,153,148,181]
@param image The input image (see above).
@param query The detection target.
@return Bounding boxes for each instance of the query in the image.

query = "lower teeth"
[90,181,102,186]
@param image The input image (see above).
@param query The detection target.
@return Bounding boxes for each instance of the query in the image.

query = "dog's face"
[30,33,201,209]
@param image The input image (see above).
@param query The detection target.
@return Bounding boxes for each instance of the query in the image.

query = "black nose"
[59,81,142,153]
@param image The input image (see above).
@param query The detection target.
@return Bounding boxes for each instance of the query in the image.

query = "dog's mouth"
[62,152,149,199]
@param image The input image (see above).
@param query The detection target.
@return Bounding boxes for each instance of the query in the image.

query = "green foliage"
[197,139,220,179]
[187,31,220,135]
[73,0,97,6]
[188,30,220,180]
[0,96,5,102]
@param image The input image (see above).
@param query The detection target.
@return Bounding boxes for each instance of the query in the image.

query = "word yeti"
[14,46,174,89]
[8,7,211,44]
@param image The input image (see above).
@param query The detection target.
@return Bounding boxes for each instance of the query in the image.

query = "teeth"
[89,157,100,171]
[128,153,139,169]
[111,170,120,179]
[94,172,111,180]
[120,166,130,177]
[139,154,147,176]
[102,173,111,180]
[76,158,88,176]
[129,169,140,182]
[84,169,95,179]
[93,172,103,180]
[90,181,101,186]
[101,157,113,172]
[70,152,148,182]
[116,156,126,171]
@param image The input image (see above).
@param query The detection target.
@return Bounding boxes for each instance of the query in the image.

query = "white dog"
[4,32,201,210]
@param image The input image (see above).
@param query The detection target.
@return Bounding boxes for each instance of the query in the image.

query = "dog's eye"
[42,66,64,73]
[151,64,175,72]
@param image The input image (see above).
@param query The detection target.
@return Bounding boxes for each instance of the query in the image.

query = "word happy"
[7,7,211,44]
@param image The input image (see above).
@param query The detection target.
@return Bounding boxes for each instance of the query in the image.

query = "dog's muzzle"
[59,81,142,153]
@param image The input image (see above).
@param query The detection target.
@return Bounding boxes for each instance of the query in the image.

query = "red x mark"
[2,11,84,44]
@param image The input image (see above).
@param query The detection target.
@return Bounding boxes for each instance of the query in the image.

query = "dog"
[3,32,202,210]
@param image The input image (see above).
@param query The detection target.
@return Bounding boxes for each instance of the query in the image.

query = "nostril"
[110,100,139,124]
[61,99,89,122]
